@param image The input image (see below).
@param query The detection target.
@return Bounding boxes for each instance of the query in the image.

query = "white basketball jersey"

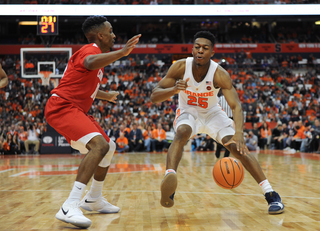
[178,57,220,116]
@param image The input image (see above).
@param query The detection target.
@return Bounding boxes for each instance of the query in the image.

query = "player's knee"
[87,135,109,156]
[96,142,109,158]
[176,125,192,141]
[98,140,116,168]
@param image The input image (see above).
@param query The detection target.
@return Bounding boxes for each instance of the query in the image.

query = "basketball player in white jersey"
[151,31,284,214]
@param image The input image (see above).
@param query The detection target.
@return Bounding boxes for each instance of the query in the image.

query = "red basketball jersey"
[51,43,103,113]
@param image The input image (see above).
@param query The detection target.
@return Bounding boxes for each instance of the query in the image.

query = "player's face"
[192,38,215,66]
[99,21,116,52]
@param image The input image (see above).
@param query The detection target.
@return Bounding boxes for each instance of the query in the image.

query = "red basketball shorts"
[45,95,110,154]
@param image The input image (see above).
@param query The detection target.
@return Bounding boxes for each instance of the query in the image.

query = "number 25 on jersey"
[187,96,208,109]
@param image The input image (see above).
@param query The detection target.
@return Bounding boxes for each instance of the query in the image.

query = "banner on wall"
[1,43,320,55]
[40,124,72,154]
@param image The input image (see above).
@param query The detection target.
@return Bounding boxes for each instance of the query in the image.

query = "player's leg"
[208,109,284,214]
[75,135,109,184]
[79,117,120,214]
[222,134,267,183]
[220,130,284,214]
[166,124,192,170]
[54,134,109,228]
[161,113,196,208]
[45,98,102,228]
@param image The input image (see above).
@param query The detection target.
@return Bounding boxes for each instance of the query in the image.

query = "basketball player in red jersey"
[0,63,8,88]
[151,31,284,214]
[45,16,141,228]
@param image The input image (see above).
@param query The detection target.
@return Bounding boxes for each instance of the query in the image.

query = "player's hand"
[106,91,119,103]
[121,34,142,56]
[173,78,189,94]
[224,132,249,156]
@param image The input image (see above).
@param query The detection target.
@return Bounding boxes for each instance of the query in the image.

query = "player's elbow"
[150,93,158,103]
[0,75,8,88]
[150,88,158,103]
[2,77,8,87]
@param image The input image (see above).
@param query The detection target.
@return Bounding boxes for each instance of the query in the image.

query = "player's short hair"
[193,31,216,47]
[82,16,108,35]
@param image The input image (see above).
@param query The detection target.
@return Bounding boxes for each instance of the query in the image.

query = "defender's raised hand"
[121,34,142,56]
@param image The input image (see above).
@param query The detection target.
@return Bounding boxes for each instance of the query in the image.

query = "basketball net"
[39,71,52,86]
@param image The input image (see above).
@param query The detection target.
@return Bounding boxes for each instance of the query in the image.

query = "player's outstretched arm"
[84,34,141,70]
[151,59,188,103]
[96,90,119,103]
[214,65,249,156]
[0,64,8,88]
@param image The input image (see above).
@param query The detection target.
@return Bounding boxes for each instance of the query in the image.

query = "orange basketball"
[213,157,244,189]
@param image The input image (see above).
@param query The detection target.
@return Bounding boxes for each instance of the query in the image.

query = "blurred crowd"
[3,20,318,45]
[0,51,320,155]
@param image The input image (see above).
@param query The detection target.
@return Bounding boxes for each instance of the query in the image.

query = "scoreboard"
[37,16,58,36]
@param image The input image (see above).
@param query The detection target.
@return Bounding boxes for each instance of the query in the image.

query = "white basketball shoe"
[80,192,120,213]
[55,200,92,228]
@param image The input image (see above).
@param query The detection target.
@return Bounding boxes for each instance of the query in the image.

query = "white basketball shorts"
[173,106,235,144]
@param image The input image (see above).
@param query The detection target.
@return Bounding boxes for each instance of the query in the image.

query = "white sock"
[259,179,273,194]
[66,181,86,203]
[89,179,104,199]
[165,169,176,176]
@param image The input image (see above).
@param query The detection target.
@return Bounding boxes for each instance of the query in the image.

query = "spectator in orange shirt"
[116,132,129,153]
[114,124,129,141]
[245,49,252,59]
[260,122,272,149]
[3,133,20,154]
[152,123,168,152]
[143,125,154,152]
[18,126,27,154]
[289,120,306,152]
[24,60,35,72]
[226,55,236,68]
[293,120,305,140]
[164,106,173,115]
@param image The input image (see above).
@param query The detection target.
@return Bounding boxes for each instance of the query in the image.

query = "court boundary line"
[0,168,15,173]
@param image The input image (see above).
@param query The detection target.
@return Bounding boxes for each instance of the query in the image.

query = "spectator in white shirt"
[25,123,40,154]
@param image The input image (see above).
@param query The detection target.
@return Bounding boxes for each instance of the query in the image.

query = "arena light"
[315,21,320,25]
[0,5,319,16]
[19,21,38,26]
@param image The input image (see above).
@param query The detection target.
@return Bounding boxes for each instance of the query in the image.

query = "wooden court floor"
[1,150,320,231]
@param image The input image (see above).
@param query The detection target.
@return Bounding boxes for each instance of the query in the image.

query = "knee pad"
[98,139,116,168]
